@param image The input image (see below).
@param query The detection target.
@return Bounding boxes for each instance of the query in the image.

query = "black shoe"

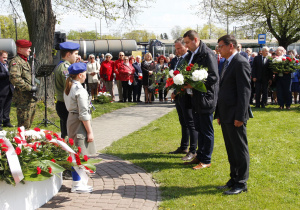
[216,184,232,190]
[181,152,196,161]
[169,147,188,154]
[3,123,14,128]
[261,105,265,108]
[224,186,247,195]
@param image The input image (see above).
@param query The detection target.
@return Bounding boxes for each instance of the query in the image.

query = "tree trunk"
[20,0,56,107]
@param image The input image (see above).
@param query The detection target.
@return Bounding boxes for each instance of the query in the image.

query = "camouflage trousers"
[16,101,36,129]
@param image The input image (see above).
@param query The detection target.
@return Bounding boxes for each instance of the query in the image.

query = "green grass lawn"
[5,101,135,133]
[103,105,300,209]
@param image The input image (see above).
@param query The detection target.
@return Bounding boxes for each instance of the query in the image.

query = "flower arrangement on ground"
[270,56,300,76]
[0,127,99,186]
[95,91,112,103]
[165,63,208,93]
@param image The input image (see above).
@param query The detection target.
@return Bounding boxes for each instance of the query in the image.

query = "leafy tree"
[123,30,156,42]
[198,24,226,39]
[171,25,182,39]
[163,33,168,40]
[0,15,29,39]
[195,0,300,49]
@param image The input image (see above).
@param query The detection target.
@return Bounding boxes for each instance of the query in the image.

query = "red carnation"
[1,144,8,152]
[286,57,292,62]
[83,155,89,162]
[48,167,52,174]
[186,66,191,71]
[14,137,22,144]
[296,60,299,63]
[67,156,72,163]
[173,70,180,76]
[75,154,81,165]
[0,139,4,144]
[189,63,194,67]
[45,134,52,140]
[50,159,56,163]
[78,146,82,153]
[17,127,22,133]
[32,143,37,151]
[282,58,286,61]
[15,147,21,155]
[69,138,74,146]
[34,127,41,132]
[293,58,296,60]
[36,167,42,175]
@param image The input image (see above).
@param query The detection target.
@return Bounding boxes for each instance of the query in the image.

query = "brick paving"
[40,154,161,210]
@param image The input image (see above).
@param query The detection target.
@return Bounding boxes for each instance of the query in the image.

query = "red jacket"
[119,64,135,82]
[100,60,114,81]
[114,59,124,80]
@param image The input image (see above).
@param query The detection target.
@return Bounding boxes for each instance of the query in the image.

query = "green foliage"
[0,15,29,40]
[123,30,156,42]
[95,92,112,104]
[270,57,300,73]
[103,105,300,209]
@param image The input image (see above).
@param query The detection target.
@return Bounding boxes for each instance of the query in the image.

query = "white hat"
[105,53,113,59]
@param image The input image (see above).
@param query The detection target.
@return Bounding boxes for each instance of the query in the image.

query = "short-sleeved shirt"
[55,60,71,102]
[64,80,91,121]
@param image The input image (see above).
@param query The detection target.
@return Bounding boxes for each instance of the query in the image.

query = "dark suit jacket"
[215,53,251,123]
[170,57,178,70]
[252,55,272,83]
[239,51,249,60]
[184,41,219,114]
[0,63,14,97]
[132,62,142,81]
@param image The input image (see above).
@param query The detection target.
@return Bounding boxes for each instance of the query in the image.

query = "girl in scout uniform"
[64,63,96,155]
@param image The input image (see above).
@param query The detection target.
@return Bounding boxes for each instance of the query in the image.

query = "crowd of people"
[0,34,299,195]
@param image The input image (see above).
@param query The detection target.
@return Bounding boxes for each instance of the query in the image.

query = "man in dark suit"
[252,46,273,108]
[132,55,143,102]
[0,50,14,130]
[215,35,251,195]
[237,43,249,60]
[168,38,198,161]
[182,30,219,170]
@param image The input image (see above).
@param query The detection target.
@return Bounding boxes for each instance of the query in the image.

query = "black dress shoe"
[181,152,196,161]
[224,186,247,195]
[216,184,231,190]
[3,123,14,128]
[169,147,188,154]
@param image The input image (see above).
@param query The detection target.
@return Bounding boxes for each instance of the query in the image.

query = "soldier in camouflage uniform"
[54,42,80,138]
[9,40,38,129]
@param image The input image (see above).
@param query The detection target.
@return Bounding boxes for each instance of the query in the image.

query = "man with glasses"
[215,35,251,195]
[114,52,125,102]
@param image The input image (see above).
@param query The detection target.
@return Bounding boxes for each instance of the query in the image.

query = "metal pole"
[100,18,102,39]
[95,22,97,39]
[14,18,17,40]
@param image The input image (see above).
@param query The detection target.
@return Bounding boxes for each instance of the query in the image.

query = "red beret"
[16,39,32,48]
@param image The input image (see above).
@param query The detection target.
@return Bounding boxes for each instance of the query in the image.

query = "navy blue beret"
[59,42,80,50]
[68,63,87,75]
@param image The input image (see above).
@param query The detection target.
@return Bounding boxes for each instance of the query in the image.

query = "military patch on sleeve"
[12,63,17,66]
[64,64,70,68]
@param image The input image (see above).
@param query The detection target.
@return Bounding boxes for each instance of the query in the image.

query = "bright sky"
[55,0,211,38]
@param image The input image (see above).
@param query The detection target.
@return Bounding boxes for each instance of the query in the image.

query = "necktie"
[263,57,266,64]
[221,60,229,80]
[175,57,182,70]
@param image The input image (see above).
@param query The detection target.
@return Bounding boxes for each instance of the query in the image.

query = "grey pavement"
[40,83,175,209]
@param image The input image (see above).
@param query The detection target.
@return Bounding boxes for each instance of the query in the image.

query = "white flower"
[169,70,174,77]
[24,130,45,140]
[192,69,208,81]
[173,74,184,85]
[273,57,283,63]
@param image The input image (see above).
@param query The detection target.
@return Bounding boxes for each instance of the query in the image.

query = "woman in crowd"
[275,46,292,109]
[64,62,96,156]
[155,55,168,102]
[119,56,135,102]
[86,54,100,100]
[141,53,156,104]
[100,53,115,101]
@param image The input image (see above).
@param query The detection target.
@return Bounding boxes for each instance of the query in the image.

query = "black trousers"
[193,112,214,164]
[133,80,142,102]
[221,123,249,188]
[255,81,268,107]
[56,101,69,139]
[122,81,133,102]
[276,75,292,107]
[175,95,198,153]
[0,91,13,125]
